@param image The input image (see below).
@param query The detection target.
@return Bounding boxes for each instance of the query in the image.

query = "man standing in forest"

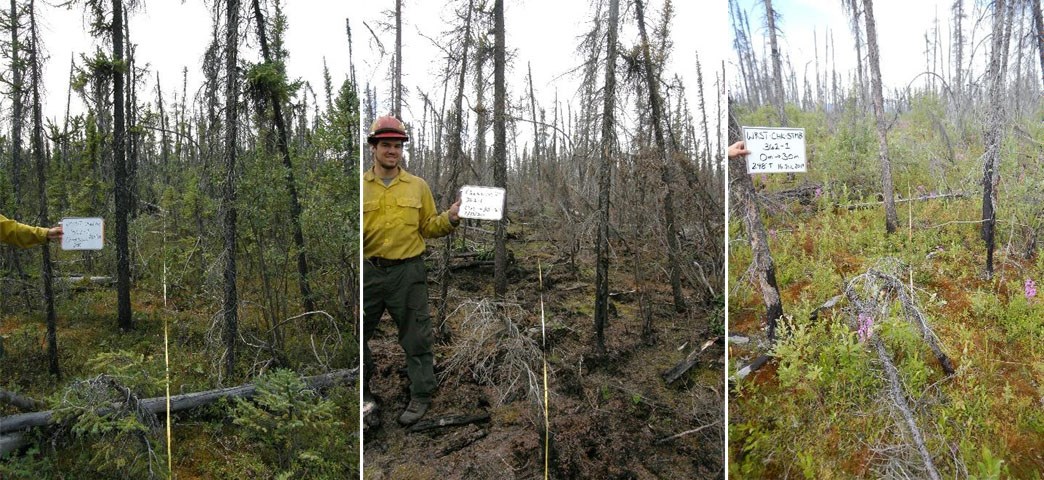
[1,214,63,247]
[362,115,460,426]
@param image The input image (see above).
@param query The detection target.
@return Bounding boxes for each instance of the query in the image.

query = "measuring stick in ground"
[741,126,807,174]
[538,260,550,480]
[162,214,172,476]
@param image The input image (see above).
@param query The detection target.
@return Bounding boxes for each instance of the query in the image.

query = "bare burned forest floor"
[364,216,724,479]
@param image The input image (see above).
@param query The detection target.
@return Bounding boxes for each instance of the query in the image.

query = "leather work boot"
[397,398,430,425]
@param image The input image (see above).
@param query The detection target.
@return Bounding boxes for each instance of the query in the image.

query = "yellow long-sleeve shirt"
[0,214,49,248]
[363,167,454,260]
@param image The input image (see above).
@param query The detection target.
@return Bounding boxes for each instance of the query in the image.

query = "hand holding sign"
[458,185,505,221]
[742,126,807,173]
[61,217,105,250]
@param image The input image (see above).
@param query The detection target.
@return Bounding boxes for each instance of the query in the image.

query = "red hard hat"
[367,115,409,144]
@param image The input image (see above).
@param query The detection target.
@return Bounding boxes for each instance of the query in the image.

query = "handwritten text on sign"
[459,185,506,221]
[742,126,807,173]
[61,217,105,250]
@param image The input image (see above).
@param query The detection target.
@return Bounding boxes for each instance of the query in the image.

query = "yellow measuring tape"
[538,261,550,480]
[163,216,172,477]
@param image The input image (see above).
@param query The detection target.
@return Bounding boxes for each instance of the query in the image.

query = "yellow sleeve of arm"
[418,187,454,239]
[0,214,49,248]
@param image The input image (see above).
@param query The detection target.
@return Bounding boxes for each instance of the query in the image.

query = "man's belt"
[367,255,421,268]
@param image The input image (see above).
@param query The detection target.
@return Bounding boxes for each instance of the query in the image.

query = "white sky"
[354,0,727,156]
[32,1,351,125]
[731,0,1005,96]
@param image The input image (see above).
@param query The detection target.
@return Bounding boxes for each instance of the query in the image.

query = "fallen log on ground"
[0,389,46,412]
[767,183,823,205]
[662,337,721,384]
[56,276,114,286]
[871,336,942,480]
[0,368,356,456]
[865,269,955,375]
[437,427,488,457]
[407,413,491,433]
[733,355,772,381]
[842,192,968,211]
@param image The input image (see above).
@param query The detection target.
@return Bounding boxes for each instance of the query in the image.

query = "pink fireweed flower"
[857,312,874,343]
[1025,278,1037,300]
[768,229,777,240]
[814,187,823,199]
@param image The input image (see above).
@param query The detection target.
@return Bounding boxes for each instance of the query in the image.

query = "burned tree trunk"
[594,0,620,353]
[492,0,507,298]
[635,0,686,313]
[728,98,784,342]
[393,0,402,118]
[982,0,1009,279]
[28,0,57,378]
[0,368,357,455]
[862,0,899,234]
[112,0,133,331]
[250,0,315,312]
[764,0,787,125]
[437,0,474,340]
[222,0,241,379]
[1033,0,1043,89]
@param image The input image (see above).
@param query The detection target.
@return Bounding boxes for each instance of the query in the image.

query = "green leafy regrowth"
[230,369,347,477]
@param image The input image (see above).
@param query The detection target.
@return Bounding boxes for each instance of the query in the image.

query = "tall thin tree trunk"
[982,0,1008,279]
[764,0,787,125]
[28,0,57,378]
[10,0,22,210]
[124,9,138,216]
[953,0,965,101]
[862,0,899,234]
[112,0,133,330]
[635,0,686,313]
[475,35,488,183]
[8,0,32,312]
[1033,0,1044,89]
[393,0,402,118]
[728,98,784,342]
[696,52,712,179]
[156,74,170,184]
[493,0,507,298]
[222,0,241,379]
[250,0,314,312]
[437,0,474,341]
[594,0,620,353]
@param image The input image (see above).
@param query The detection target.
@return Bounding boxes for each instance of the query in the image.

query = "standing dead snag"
[1034,0,1044,89]
[862,0,899,234]
[221,0,241,380]
[250,0,315,312]
[112,0,133,331]
[594,0,620,353]
[763,0,787,126]
[492,0,508,298]
[727,99,784,344]
[981,0,1009,279]
[634,0,686,313]
[27,0,58,377]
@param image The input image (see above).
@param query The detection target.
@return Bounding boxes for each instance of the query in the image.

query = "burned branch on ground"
[438,299,546,420]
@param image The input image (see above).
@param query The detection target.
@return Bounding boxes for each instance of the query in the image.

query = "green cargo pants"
[363,257,435,401]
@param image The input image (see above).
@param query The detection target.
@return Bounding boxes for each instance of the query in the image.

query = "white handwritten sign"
[61,217,104,250]
[458,185,506,221]
[742,126,807,173]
